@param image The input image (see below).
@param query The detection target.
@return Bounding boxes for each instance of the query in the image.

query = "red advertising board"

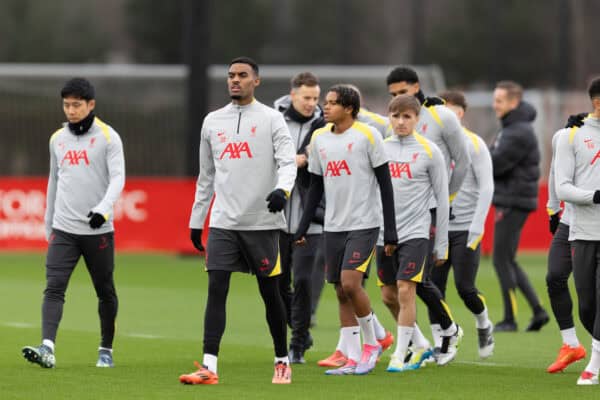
[0,177,552,253]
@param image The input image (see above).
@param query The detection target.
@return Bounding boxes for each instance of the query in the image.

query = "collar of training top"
[68,112,95,135]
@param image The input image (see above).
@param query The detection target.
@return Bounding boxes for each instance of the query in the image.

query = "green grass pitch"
[0,251,597,399]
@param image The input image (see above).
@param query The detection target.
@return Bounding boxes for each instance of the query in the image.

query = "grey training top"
[45,117,125,239]
[555,117,600,241]
[189,99,297,231]
[416,104,471,199]
[449,128,494,249]
[379,132,449,259]
[308,121,388,232]
[547,129,571,225]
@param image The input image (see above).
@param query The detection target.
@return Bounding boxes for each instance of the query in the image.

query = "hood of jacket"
[501,101,536,127]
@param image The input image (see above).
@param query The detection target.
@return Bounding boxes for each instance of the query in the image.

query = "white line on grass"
[2,321,36,328]
[455,360,511,367]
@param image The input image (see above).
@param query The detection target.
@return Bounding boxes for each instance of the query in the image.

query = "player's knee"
[455,282,476,299]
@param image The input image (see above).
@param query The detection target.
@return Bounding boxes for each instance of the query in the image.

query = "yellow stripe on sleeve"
[413,132,433,159]
[94,117,112,143]
[49,127,63,143]
[353,121,375,145]
[426,106,444,128]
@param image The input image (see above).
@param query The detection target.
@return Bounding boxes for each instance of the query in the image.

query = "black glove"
[449,207,456,221]
[190,228,204,251]
[423,96,445,107]
[594,190,600,204]
[549,213,560,235]
[565,112,587,128]
[266,189,287,213]
[87,212,106,229]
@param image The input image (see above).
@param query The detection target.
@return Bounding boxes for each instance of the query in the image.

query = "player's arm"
[546,131,563,234]
[44,135,59,241]
[189,123,216,229]
[555,132,599,205]
[467,140,494,249]
[430,145,450,261]
[374,163,397,247]
[442,109,470,199]
[369,131,397,253]
[294,173,324,243]
[92,131,125,220]
[271,113,297,195]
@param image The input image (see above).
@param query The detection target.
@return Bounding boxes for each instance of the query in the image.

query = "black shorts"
[376,238,429,285]
[324,228,378,284]
[206,228,281,278]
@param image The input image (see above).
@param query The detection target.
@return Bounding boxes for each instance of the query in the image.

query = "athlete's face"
[388,81,420,98]
[389,108,419,137]
[62,96,95,123]
[493,88,518,118]
[445,102,465,121]
[290,85,320,118]
[323,91,351,124]
[228,63,260,104]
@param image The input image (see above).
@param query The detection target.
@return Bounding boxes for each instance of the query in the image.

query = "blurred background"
[0,0,598,251]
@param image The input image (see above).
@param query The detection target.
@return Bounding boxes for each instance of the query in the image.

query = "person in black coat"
[490,81,549,333]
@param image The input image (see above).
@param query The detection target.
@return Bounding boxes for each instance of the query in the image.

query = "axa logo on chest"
[61,150,90,166]
[325,160,351,177]
[219,142,253,159]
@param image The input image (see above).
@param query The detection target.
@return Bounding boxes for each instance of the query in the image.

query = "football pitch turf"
[0,251,597,399]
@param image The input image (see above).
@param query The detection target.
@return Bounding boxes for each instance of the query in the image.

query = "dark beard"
[230,95,242,100]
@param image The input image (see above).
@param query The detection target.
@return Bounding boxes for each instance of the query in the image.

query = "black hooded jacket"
[490,101,540,211]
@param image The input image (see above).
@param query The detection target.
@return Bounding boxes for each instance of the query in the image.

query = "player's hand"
[433,257,447,267]
[565,112,587,128]
[384,243,397,257]
[449,207,456,221]
[466,231,482,250]
[549,214,560,235]
[296,154,308,168]
[266,189,287,213]
[190,228,204,252]
[87,211,106,229]
[423,96,445,107]
[294,236,307,246]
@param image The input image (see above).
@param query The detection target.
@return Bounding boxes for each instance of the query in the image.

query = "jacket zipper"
[236,111,241,134]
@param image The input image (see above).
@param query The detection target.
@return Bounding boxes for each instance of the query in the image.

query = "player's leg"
[339,228,380,375]
[278,231,294,327]
[546,223,585,373]
[288,234,319,363]
[81,232,118,367]
[450,231,493,358]
[310,238,326,327]
[492,207,519,331]
[387,240,428,372]
[23,229,81,369]
[506,209,548,331]
[572,241,600,385]
[180,228,242,385]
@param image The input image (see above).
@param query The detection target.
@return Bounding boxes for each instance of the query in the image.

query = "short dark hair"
[495,80,523,101]
[61,77,95,100]
[328,84,360,118]
[386,66,419,86]
[388,94,420,115]
[229,56,259,75]
[291,72,319,89]
[439,90,467,110]
[588,77,600,99]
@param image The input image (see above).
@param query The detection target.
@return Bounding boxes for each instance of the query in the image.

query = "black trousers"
[43,229,117,348]
[571,240,600,340]
[430,231,485,316]
[546,223,575,330]
[492,207,541,321]
[279,232,323,349]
